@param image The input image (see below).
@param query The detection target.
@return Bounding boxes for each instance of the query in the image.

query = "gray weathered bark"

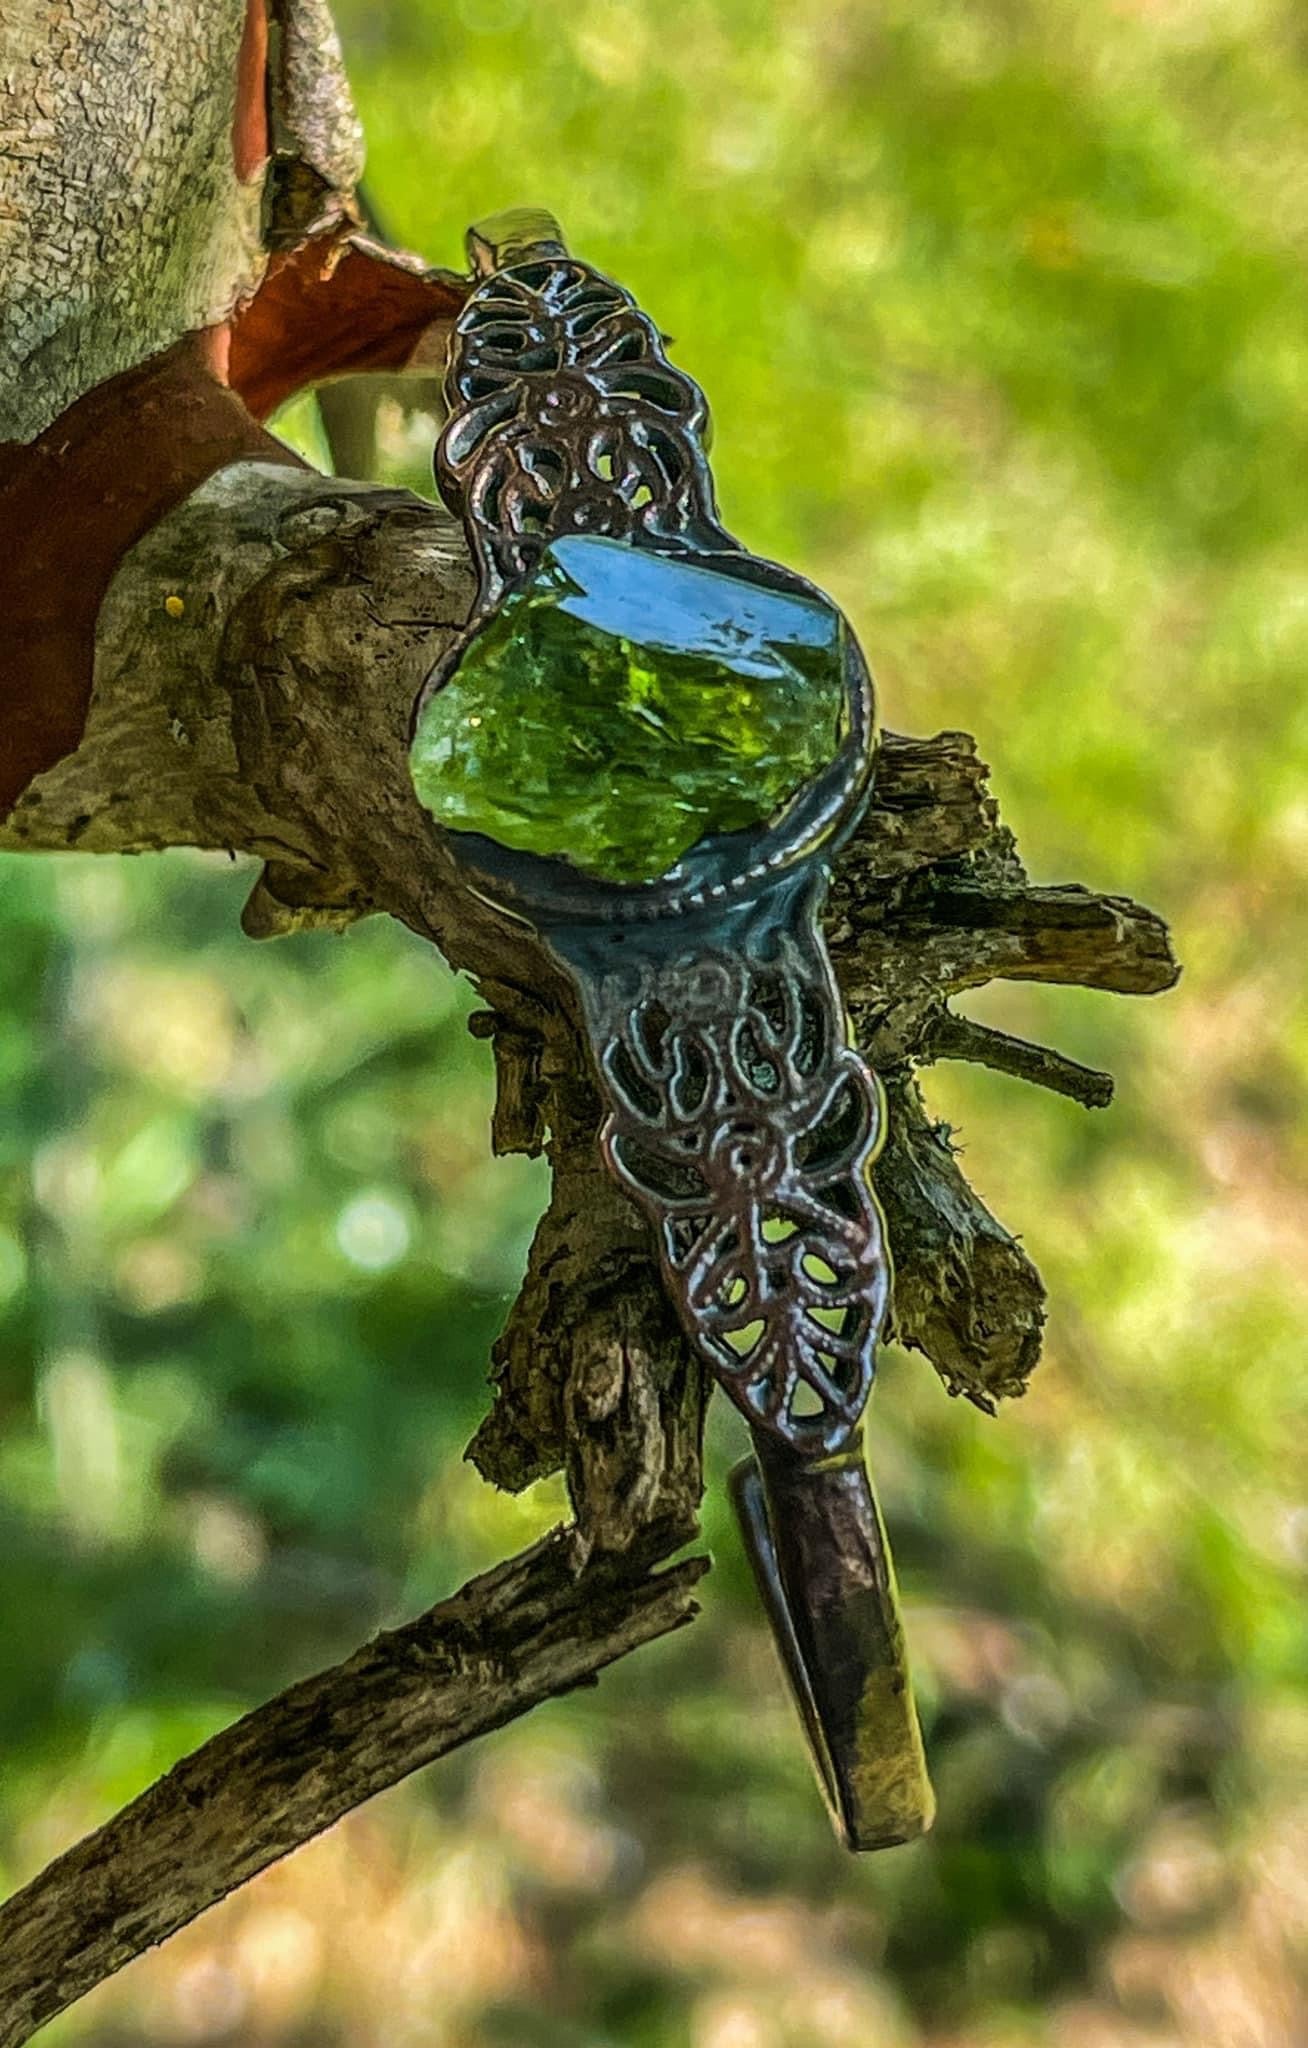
[1,0,258,437]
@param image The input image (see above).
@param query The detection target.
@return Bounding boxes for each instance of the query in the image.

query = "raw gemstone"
[409,536,849,886]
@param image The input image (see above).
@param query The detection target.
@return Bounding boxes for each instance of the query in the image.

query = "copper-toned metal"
[424,211,934,1848]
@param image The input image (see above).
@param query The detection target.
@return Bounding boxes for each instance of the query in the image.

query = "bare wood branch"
[876,1071,1045,1410]
[924,1009,1115,1109]
[839,728,1004,879]
[0,461,1178,1456]
[894,879,1179,998]
[0,1529,707,2048]
[807,736,1173,1405]
[0,430,1182,2026]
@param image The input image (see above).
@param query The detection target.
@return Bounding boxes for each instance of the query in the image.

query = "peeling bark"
[227,238,462,419]
[0,345,303,811]
[0,0,263,439]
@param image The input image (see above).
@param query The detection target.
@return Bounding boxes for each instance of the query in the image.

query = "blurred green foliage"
[3,1,1307,2043]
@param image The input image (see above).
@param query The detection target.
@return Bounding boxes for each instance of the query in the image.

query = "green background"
[2,0,1306,2041]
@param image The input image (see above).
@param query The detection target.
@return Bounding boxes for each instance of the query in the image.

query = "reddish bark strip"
[228,240,465,419]
[0,338,304,816]
[232,0,270,182]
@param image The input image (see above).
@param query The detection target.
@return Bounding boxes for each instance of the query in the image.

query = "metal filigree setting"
[420,206,875,926]
[437,239,730,617]
[551,877,889,1456]
[421,210,935,1849]
[424,208,892,1460]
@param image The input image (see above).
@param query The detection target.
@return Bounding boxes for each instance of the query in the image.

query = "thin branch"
[925,1008,1115,1108]
[0,1528,706,2048]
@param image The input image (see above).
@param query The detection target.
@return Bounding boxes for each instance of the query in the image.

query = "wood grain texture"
[0,1531,707,2048]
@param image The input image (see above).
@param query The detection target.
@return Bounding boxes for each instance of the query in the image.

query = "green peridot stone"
[409,535,848,885]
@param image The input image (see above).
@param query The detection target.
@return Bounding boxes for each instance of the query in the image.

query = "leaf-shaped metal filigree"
[428,213,892,1461]
[551,876,890,1456]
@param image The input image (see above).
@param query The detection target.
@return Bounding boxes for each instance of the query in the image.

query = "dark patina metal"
[425,208,934,1849]
[549,873,888,1458]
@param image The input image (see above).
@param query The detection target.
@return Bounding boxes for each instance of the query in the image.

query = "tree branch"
[923,1009,1115,1109]
[875,1070,1046,1409]
[0,459,1177,1445]
[0,1527,707,2048]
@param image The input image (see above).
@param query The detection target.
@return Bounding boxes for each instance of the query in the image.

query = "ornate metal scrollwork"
[437,209,730,615]
[552,875,889,1458]
[432,209,891,1462]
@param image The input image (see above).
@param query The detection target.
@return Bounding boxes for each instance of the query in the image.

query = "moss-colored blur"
[2,2,1306,2043]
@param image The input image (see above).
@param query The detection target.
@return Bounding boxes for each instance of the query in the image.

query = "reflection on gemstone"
[410,535,848,884]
